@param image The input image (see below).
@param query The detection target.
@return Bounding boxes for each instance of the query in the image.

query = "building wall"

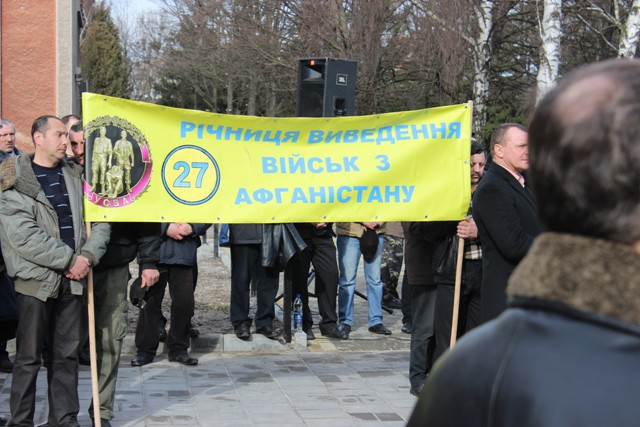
[1,0,89,152]
[1,1,57,151]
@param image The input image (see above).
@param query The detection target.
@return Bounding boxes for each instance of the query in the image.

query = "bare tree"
[619,0,640,57]
[536,0,563,104]
[472,1,494,135]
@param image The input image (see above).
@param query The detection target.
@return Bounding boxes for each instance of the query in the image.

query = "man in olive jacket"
[68,120,161,427]
[0,116,110,427]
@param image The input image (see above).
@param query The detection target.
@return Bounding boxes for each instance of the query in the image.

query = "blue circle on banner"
[161,145,221,205]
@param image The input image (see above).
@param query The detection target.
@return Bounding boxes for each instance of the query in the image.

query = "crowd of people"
[1,58,639,426]
[0,112,526,427]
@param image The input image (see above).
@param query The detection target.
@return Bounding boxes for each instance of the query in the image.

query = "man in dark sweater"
[0,115,110,427]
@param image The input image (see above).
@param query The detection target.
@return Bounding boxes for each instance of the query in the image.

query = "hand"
[64,255,91,280]
[312,222,327,229]
[363,222,379,229]
[166,223,184,240]
[176,223,193,236]
[140,268,160,288]
[457,217,478,239]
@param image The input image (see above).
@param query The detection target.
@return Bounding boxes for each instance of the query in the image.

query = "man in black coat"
[472,123,541,322]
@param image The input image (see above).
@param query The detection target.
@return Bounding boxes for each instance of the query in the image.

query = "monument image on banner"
[84,116,153,210]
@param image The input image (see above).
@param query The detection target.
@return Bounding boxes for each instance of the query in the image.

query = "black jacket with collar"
[408,233,640,427]
[472,163,541,319]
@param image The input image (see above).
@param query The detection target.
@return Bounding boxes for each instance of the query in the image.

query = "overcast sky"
[109,0,162,21]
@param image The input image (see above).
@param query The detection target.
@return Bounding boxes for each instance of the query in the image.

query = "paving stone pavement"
[0,350,416,426]
[0,240,417,426]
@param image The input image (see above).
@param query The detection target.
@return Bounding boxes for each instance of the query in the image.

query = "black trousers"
[285,235,339,330]
[135,265,195,358]
[230,244,279,330]
[400,273,412,324]
[11,280,82,427]
[433,259,482,362]
[409,284,436,389]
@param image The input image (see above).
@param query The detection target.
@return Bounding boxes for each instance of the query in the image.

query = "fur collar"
[0,153,82,198]
[508,232,640,326]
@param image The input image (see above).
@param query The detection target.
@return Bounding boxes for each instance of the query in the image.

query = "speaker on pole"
[296,58,357,118]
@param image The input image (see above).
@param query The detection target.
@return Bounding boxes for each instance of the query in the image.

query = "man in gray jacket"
[0,115,110,427]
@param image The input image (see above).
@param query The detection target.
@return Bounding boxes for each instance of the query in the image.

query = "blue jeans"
[337,234,385,328]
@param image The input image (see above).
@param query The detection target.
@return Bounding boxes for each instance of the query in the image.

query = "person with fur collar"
[408,59,640,426]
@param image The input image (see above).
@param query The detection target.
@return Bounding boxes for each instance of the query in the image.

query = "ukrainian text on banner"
[81,93,472,223]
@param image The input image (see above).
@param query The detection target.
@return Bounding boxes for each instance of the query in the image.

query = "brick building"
[0,0,93,152]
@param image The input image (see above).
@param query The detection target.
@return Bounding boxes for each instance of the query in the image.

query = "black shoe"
[303,328,316,340]
[188,325,200,338]
[401,322,412,334]
[158,327,167,343]
[383,297,402,310]
[368,323,392,335]
[256,325,278,340]
[92,418,112,427]
[320,325,348,340]
[410,383,425,397]
[131,354,154,367]
[0,358,13,373]
[340,323,351,340]
[169,352,198,366]
[78,348,91,366]
[234,323,251,340]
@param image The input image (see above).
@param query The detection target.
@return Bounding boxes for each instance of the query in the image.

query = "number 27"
[173,161,209,188]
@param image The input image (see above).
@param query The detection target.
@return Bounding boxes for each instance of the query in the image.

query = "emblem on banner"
[84,116,152,208]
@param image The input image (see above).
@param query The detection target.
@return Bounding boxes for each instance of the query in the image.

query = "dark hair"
[529,58,640,243]
[70,121,83,133]
[471,138,485,156]
[489,123,527,154]
[61,114,81,125]
[31,115,60,141]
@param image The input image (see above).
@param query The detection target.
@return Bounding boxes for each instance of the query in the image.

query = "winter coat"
[229,224,262,245]
[94,222,160,272]
[228,224,306,270]
[401,222,436,286]
[473,164,541,319]
[159,223,211,266]
[0,154,110,300]
[0,147,20,163]
[408,233,640,427]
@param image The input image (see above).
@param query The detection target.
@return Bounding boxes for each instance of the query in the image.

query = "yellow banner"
[81,93,472,223]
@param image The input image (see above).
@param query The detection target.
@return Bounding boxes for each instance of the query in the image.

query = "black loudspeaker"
[296,58,357,117]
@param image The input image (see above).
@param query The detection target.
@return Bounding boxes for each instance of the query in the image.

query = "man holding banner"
[0,115,110,427]
[68,120,161,426]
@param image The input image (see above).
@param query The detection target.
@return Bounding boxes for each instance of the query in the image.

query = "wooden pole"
[449,237,465,348]
[86,223,102,427]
